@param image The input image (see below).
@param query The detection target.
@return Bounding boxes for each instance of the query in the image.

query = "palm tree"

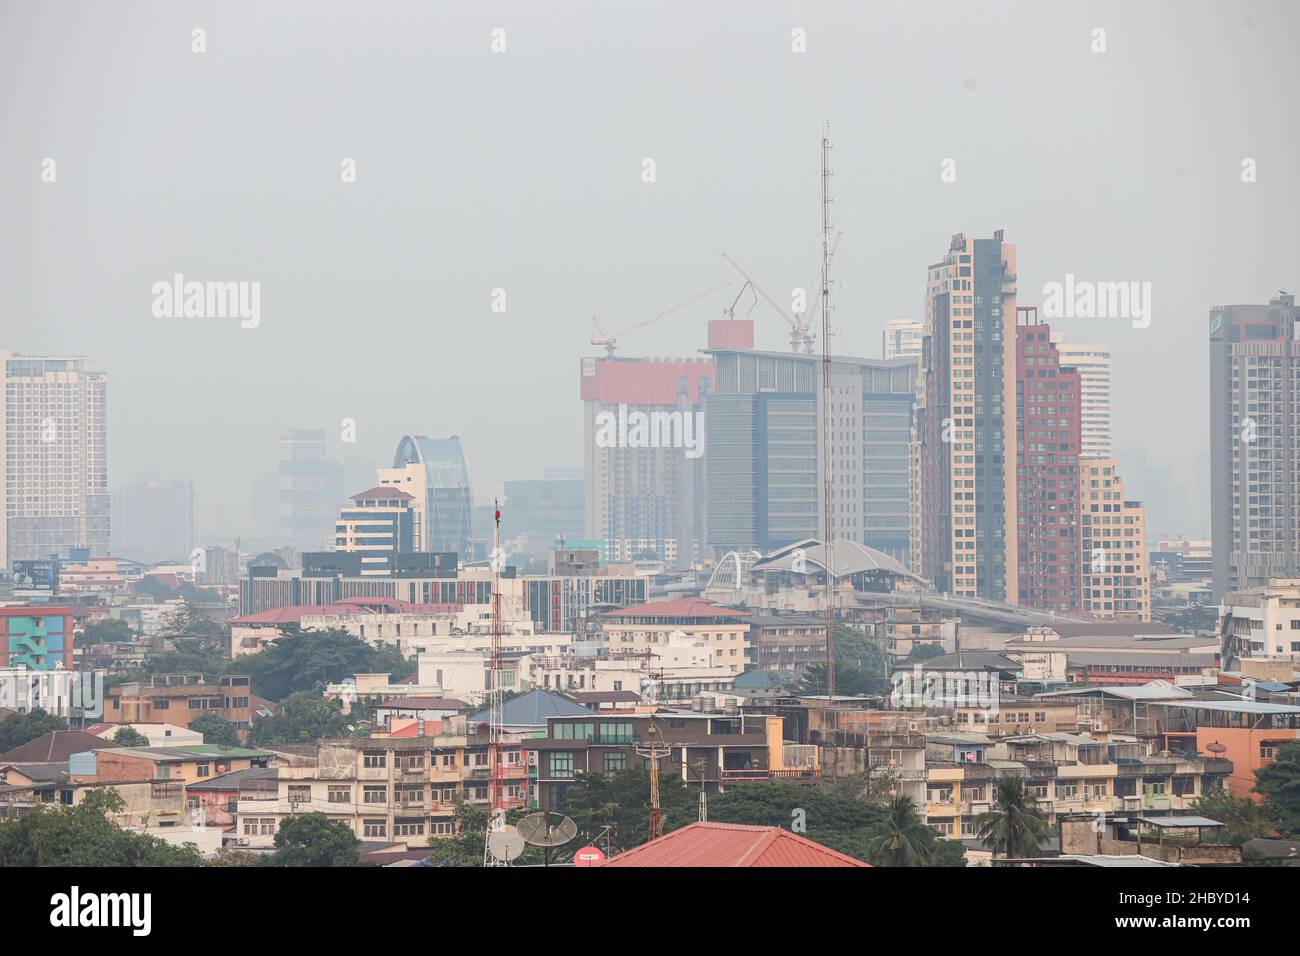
[866,795,931,867]
[974,775,1049,859]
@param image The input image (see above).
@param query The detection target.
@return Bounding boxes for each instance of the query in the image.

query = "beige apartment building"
[1080,460,1150,621]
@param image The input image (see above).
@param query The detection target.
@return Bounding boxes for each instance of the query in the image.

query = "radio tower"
[633,723,672,841]
[819,124,837,698]
[484,499,507,866]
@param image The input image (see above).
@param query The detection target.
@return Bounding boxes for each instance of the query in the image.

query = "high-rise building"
[334,486,416,575]
[705,347,916,561]
[1080,459,1150,621]
[911,232,1019,601]
[1051,334,1112,459]
[580,355,713,568]
[1210,293,1300,598]
[1,352,110,567]
[379,435,473,561]
[111,479,195,562]
[274,428,345,551]
[1015,313,1082,612]
[502,475,584,558]
[883,319,924,361]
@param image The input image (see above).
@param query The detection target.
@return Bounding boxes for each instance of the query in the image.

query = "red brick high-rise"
[1015,310,1083,612]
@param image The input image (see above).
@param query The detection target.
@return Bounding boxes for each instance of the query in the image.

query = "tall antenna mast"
[484,499,506,865]
[820,124,837,699]
[634,722,672,841]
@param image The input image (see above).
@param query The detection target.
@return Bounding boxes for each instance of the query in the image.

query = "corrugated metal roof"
[599,822,868,868]
[1149,699,1300,714]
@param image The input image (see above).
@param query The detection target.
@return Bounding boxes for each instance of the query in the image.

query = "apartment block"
[1080,460,1150,621]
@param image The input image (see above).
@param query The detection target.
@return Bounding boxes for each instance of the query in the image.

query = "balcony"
[720,768,820,784]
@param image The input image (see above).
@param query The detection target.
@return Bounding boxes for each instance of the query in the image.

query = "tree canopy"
[0,789,202,867]
[269,812,360,867]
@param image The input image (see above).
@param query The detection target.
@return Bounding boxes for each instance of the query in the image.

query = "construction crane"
[721,252,816,353]
[589,283,731,357]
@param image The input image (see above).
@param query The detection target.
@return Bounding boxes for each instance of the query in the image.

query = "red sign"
[573,846,606,867]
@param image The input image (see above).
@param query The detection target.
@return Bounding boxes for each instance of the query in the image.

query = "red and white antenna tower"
[484,500,507,865]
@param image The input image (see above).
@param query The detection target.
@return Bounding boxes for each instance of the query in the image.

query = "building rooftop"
[0,731,121,763]
[598,821,868,868]
[349,485,414,502]
[467,688,597,727]
[184,767,278,791]
[600,598,746,621]
[374,697,469,711]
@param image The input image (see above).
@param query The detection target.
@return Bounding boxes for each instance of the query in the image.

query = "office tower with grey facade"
[1,352,110,567]
[705,346,916,562]
[379,435,473,561]
[274,427,345,551]
[111,479,195,562]
[1210,293,1300,598]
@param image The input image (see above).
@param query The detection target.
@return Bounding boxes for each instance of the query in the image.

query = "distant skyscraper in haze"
[379,435,473,560]
[1,352,110,567]
[1210,292,1300,598]
[502,474,584,558]
[705,344,916,561]
[274,428,344,550]
[883,319,924,360]
[111,479,195,561]
[1051,334,1112,459]
[911,232,1018,601]
[580,352,713,568]
[1015,312,1082,612]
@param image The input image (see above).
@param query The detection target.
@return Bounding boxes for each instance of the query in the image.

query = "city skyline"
[5,1,1296,538]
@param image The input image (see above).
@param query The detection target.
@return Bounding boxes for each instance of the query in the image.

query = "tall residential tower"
[1,352,110,567]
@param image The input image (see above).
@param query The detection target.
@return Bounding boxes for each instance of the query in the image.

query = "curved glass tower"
[389,435,473,560]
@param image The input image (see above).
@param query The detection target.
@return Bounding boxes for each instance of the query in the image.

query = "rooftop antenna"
[484,499,508,866]
[820,124,837,698]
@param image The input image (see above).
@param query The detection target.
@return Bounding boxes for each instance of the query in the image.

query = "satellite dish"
[487,825,526,863]
[517,812,578,847]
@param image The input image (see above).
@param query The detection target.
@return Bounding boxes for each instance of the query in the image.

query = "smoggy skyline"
[4,0,1297,539]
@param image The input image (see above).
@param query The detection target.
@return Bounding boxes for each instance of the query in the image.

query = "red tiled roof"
[601,598,745,620]
[349,485,414,502]
[598,822,869,868]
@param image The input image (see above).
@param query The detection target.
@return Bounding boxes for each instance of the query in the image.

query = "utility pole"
[820,124,837,698]
[634,723,671,841]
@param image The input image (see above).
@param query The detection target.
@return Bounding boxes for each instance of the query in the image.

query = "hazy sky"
[3,0,1297,540]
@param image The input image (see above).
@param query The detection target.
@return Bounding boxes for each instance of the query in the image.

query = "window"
[363,819,387,838]
[195,763,210,778]
[327,785,350,804]
[288,785,311,805]
[603,752,627,775]
[550,752,575,777]
[363,786,387,804]
[363,751,387,768]
[598,722,635,743]
[394,822,425,837]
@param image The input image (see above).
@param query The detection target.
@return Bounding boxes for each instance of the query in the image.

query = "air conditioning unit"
[527,751,538,767]
[236,838,249,846]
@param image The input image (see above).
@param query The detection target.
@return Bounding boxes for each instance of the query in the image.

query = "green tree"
[269,812,360,867]
[0,708,68,754]
[144,639,231,679]
[974,775,1050,859]
[1190,786,1272,845]
[865,795,932,866]
[794,625,890,696]
[239,628,406,701]
[111,726,150,747]
[189,713,241,747]
[907,643,947,663]
[81,619,135,644]
[561,768,702,853]
[0,788,202,867]
[1254,740,1300,837]
[251,692,350,745]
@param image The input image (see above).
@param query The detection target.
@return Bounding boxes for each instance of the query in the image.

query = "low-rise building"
[599,599,752,674]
